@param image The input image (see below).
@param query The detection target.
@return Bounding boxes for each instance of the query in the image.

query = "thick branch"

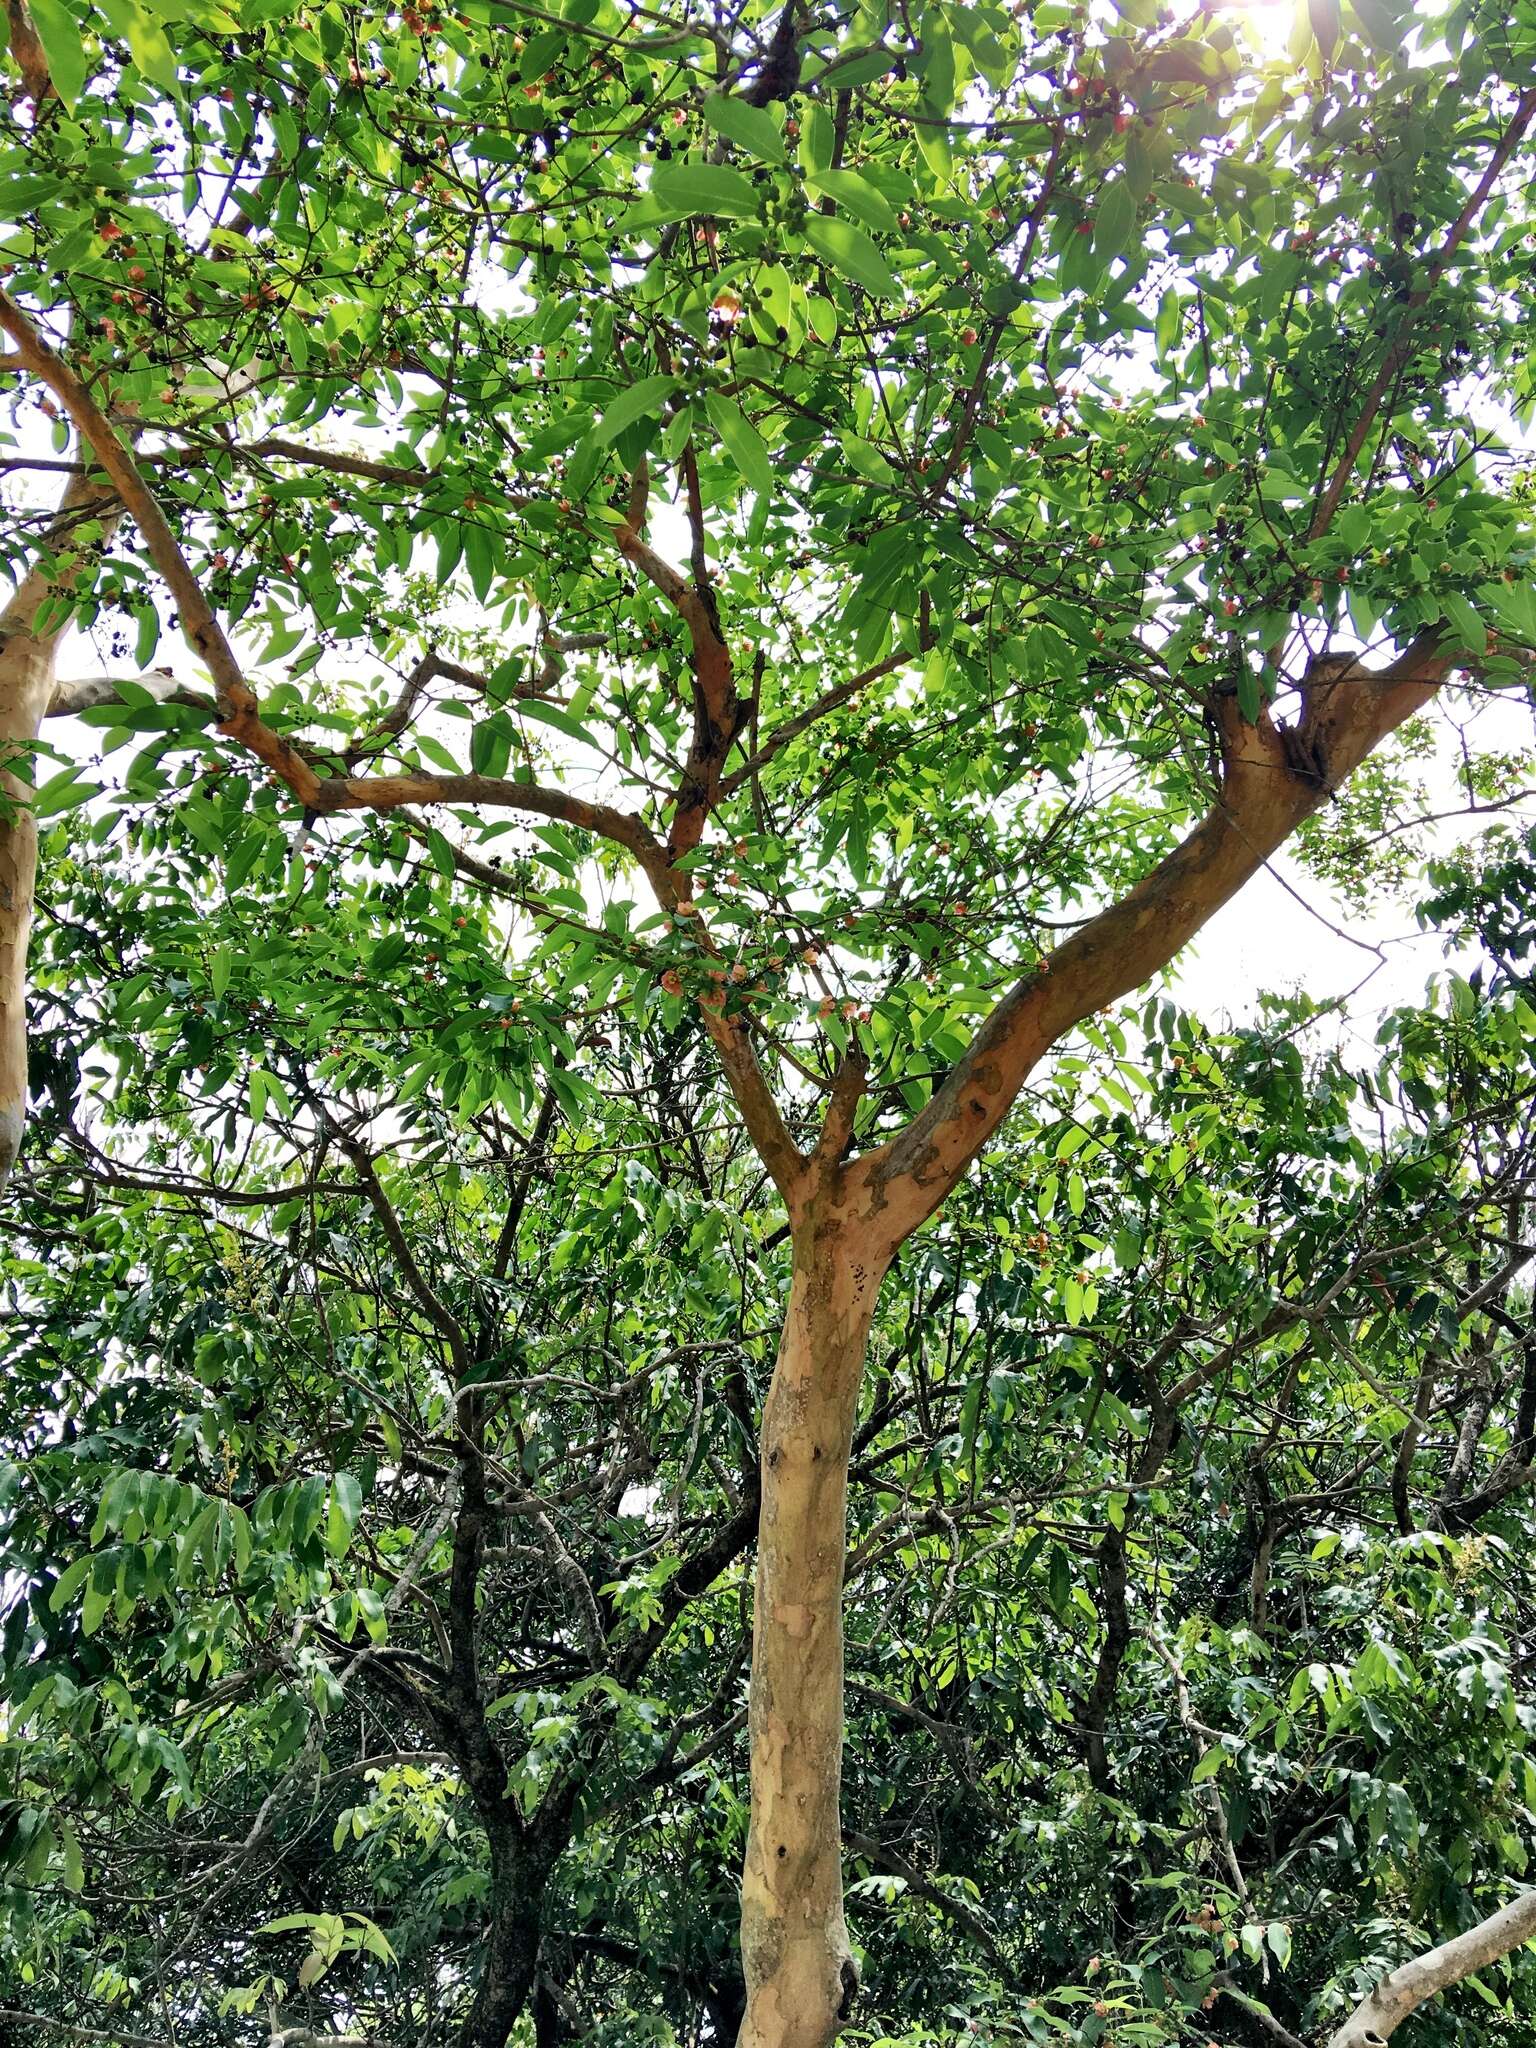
[2,469,128,1194]
[45,668,206,718]
[0,2017,168,2048]
[5,0,53,103]
[234,433,532,501]
[309,769,665,873]
[615,454,737,860]
[1327,1887,1536,2046]
[696,1006,807,1204]
[851,636,1458,1248]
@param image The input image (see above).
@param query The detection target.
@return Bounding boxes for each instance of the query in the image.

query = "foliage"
[5,809,1536,2045]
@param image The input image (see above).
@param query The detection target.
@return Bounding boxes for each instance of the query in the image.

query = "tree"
[4,0,1536,2039]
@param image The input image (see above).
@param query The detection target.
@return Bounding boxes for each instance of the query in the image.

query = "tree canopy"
[5,0,1536,2042]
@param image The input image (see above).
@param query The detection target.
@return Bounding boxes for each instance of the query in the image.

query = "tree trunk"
[738,1204,886,2048]
[0,626,53,1192]
[461,1827,554,2048]
[1327,1885,1536,2046]
[0,471,116,1195]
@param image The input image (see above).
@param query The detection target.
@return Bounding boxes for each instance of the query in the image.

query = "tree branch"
[0,2015,168,2048]
[1309,86,1536,542]
[4,0,54,104]
[0,290,322,803]
[849,635,1458,1248]
[309,768,666,872]
[326,1121,471,1378]
[1327,1887,1536,2046]
[45,668,207,718]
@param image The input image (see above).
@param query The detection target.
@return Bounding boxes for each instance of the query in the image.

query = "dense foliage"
[5,810,1536,2046]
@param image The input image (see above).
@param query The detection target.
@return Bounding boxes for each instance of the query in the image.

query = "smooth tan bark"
[1327,1886,1536,2046]
[0,624,54,1190]
[850,643,1455,1252]
[0,472,110,1192]
[739,1196,888,2048]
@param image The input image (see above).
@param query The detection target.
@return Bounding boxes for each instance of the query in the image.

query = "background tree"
[5,0,1536,2040]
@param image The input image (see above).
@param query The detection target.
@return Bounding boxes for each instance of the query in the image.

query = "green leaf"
[701,93,784,163]
[326,1473,362,1552]
[1155,288,1182,358]
[48,1557,90,1612]
[1046,1544,1070,1617]
[595,376,677,447]
[704,394,774,498]
[798,100,834,174]
[646,161,762,220]
[26,0,90,108]
[1308,0,1341,59]
[470,713,515,778]
[805,216,900,298]
[1124,129,1154,202]
[521,698,595,748]
[59,1819,85,1894]
[805,168,900,233]
[30,766,103,819]
[1094,180,1138,266]
[1440,590,1486,654]
[1348,0,1403,50]
[913,119,952,184]
[125,2,177,88]
[807,295,837,344]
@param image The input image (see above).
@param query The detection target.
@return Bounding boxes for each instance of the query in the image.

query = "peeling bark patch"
[772,1602,816,1637]
[838,1959,859,2020]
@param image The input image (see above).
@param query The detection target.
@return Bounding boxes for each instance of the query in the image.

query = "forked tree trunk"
[732,646,1458,2044]
[738,1202,887,2048]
